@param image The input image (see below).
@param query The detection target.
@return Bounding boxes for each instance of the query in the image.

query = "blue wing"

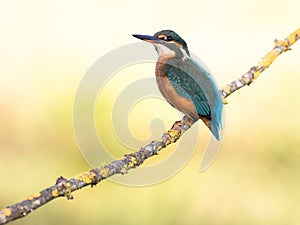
[165,58,223,140]
[167,64,211,117]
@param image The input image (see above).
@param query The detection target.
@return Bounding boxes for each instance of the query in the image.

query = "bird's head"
[132,30,190,60]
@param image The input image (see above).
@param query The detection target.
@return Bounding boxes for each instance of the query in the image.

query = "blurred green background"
[1,0,300,224]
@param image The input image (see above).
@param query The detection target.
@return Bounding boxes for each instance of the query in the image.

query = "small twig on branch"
[0,28,299,225]
[220,28,299,103]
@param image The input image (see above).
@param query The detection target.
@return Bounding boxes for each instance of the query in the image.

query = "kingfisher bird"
[132,30,223,140]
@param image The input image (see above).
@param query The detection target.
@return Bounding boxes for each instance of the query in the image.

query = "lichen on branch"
[0,27,299,225]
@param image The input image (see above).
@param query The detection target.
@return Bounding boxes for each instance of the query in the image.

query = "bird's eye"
[157,35,173,41]
[166,36,173,41]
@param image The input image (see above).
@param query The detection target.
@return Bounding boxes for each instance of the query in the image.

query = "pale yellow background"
[0,0,300,224]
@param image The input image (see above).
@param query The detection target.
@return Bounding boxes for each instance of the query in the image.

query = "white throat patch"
[153,43,176,58]
[153,43,190,61]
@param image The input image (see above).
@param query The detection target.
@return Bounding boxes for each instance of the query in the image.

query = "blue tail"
[210,121,220,140]
[210,103,223,141]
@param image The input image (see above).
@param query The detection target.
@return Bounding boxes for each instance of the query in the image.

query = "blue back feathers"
[165,58,223,140]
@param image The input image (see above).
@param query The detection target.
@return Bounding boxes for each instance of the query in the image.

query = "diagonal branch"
[0,28,299,225]
[220,28,299,103]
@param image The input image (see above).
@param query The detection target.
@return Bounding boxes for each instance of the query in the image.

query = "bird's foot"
[171,120,182,130]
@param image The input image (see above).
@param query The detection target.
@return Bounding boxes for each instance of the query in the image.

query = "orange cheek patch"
[158,34,166,40]
[145,39,155,44]
[172,41,182,48]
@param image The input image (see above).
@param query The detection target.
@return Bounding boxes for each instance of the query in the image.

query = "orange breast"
[155,76,199,121]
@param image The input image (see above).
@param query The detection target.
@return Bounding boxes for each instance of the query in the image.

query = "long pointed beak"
[132,34,159,43]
